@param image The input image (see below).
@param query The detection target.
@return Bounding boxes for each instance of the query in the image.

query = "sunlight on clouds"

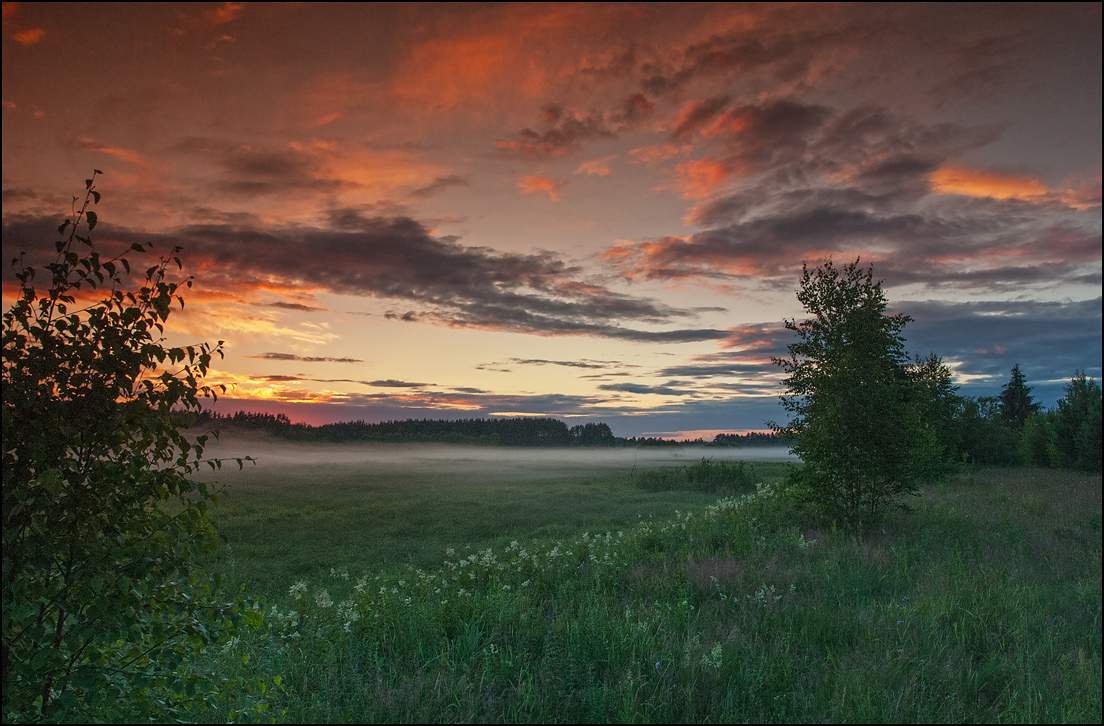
[517,174,569,202]
[930,165,1048,200]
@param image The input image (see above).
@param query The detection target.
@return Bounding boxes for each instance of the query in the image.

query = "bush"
[635,459,759,493]
[2,173,249,721]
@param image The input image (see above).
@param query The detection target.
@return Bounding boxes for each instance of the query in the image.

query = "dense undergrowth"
[186,466,1101,723]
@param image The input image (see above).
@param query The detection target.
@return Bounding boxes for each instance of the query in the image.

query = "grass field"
[188,437,1101,723]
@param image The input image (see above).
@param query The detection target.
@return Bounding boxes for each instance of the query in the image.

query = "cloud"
[895,298,1103,387]
[930,165,1048,200]
[496,108,616,158]
[2,212,726,344]
[575,156,616,177]
[516,174,569,202]
[602,97,1098,292]
[246,353,363,363]
[261,301,329,312]
[3,3,44,46]
[410,175,470,199]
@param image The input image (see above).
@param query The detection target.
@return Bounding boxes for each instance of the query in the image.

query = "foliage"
[771,258,937,530]
[1,173,249,721]
[951,396,1022,466]
[998,364,1041,430]
[1020,410,1061,468]
[633,459,761,493]
[1053,371,1102,472]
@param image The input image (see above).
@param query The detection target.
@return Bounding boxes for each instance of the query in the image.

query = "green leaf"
[86,210,98,230]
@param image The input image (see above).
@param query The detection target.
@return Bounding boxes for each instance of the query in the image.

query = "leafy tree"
[998,364,1041,430]
[951,395,1021,465]
[2,173,248,721]
[910,352,962,465]
[1053,371,1102,472]
[569,422,616,446]
[1020,409,1060,468]
[771,258,937,530]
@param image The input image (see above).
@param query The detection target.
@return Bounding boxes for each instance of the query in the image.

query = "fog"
[196,432,796,481]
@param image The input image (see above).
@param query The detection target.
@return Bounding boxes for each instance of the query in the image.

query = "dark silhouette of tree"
[998,364,1041,430]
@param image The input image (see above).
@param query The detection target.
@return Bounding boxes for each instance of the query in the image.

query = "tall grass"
[190,466,1101,723]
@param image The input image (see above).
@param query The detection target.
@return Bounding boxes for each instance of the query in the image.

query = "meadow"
[189,435,1101,723]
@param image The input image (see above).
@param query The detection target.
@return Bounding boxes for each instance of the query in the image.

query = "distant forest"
[189,410,790,448]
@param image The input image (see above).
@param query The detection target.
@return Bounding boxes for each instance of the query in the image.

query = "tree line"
[193,410,794,448]
[193,411,618,447]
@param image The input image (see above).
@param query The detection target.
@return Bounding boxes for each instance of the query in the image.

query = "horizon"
[3,3,1100,438]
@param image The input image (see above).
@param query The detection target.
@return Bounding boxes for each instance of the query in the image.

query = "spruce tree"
[998,364,1040,430]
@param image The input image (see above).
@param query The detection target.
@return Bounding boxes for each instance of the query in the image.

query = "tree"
[771,258,936,530]
[2,173,247,721]
[910,351,962,465]
[998,364,1040,430]
[1053,371,1102,472]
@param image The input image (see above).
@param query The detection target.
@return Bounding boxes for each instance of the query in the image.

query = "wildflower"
[289,581,307,600]
[315,589,334,609]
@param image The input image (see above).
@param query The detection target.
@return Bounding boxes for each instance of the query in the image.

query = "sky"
[2,2,1101,438]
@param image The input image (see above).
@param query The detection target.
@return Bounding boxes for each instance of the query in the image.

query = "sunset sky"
[3,2,1101,438]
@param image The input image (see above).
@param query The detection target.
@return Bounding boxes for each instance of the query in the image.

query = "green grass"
[198,450,789,601]
[188,451,1101,723]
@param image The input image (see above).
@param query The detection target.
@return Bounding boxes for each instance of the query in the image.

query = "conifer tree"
[998,364,1040,430]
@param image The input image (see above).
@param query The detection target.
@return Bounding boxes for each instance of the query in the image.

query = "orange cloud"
[204,2,243,26]
[517,174,569,202]
[12,27,42,45]
[630,144,693,165]
[576,156,615,176]
[70,136,148,166]
[3,2,44,45]
[387,4,635,116]
[674,157,735,198]
[930,165,1048,200]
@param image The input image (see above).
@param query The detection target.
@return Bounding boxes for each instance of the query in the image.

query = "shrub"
[2,173,248,721]
[635,459,758,493]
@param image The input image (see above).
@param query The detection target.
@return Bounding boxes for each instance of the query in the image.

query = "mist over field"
[198,432,797,482]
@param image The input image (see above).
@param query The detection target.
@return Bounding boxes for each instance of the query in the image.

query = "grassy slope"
[192,456,1101,723]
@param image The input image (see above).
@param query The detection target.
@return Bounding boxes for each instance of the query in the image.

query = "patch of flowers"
[260,478,801,646]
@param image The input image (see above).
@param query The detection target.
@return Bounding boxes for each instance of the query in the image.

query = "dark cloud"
[368,379,431,388]
[496,110,617,158]
[495,94,655,159]
[262,301,329,312]
[169,136,353,198]
[247,352,364,363]
[503,358,613,370]
[605,100,1098,293]
[2,187,38,204]
[1,213,724,343]
[598,382,693,397]
[896,298,1102,387]
[410,175,470,199]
